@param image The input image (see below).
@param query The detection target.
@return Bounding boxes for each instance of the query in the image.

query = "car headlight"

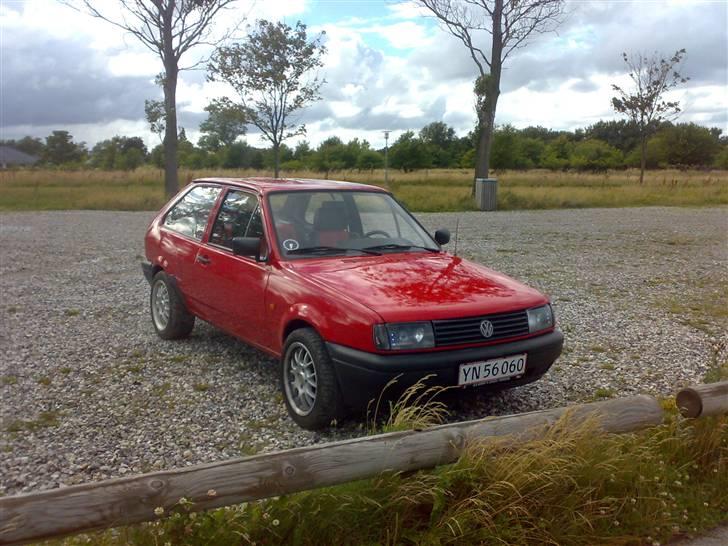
[373,322,435,350]
[527,304,554,333]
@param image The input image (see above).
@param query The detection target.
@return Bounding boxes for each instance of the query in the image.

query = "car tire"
[150,271,195,340]
[281,328,345,430]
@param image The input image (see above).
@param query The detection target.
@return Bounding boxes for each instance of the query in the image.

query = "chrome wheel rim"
[151,280,170,331]
[284,342,317,416]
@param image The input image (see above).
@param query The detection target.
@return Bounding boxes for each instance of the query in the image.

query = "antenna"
[454,218,460,256]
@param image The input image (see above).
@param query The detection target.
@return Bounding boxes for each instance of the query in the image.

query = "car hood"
[284,252,548,322]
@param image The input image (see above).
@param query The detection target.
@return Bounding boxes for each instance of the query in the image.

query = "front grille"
[432,310,530,346]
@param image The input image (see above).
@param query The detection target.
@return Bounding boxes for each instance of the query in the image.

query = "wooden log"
[676,381,728,418]
[0,395,662,546]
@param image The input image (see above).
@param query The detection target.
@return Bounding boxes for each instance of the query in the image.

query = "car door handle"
[196,255,211,265]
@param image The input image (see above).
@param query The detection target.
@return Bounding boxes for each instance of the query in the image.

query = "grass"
[593,387,616,399]
[52,409,727,546]
[1,167,727,212]
[661,279,728,336]
[5,410,61,433]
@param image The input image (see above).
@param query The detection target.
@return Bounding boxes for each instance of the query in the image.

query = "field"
[1,167,727,212]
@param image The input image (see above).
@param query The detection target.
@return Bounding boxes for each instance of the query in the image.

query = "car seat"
[313,201,350,246]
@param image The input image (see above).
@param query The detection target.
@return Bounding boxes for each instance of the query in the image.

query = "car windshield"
[268,190,439,258]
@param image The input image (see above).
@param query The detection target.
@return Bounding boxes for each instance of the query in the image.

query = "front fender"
[268,268,383,356]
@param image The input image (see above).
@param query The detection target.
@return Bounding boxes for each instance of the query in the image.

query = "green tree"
[584,120,641,153]
[490,126,545,169]
[208,20,326,177]
[144,99,166,143]
[199,98,247,150]
[420,122,457,168]
[44,131,86,165]
[357,149,383,171]
[390,131,431,172]
[569,139,623,172]
[2,136,45,157]
[653,123,720,167]
[611,48,688,183]
[714,146,728,169]
[312,137,347,175]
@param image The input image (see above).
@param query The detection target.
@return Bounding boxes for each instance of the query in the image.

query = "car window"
[304,192,346,224]
[164,185,221,241]
[352,193,426,244]
[209,190,262,249]
[268,190,438,258]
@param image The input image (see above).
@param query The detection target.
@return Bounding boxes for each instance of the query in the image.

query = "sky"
[1,0,726,150]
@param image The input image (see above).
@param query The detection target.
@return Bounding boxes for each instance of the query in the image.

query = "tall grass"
[1,167,727,212]
[54,405,727,546]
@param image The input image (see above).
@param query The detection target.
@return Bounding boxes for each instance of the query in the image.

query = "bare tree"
[67,1,239,197]
[416,0,564,192]
[612,49,688,184]
[208,20,326,177]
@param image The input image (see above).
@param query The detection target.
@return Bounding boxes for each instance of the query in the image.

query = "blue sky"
[1,0,726,148]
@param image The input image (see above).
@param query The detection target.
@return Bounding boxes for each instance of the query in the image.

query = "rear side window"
[163,185,221,241]
[209,190,263,249]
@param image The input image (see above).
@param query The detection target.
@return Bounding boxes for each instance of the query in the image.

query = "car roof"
[192,177,388,195]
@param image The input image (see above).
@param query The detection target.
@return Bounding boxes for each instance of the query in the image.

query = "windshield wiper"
[362,243,439,253]
[287,246,381,256]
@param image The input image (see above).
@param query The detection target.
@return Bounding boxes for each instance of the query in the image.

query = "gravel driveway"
[1,207,726,496]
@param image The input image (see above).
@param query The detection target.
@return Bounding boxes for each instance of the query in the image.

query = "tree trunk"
[162,64,179,198]
[639,134,646,185]
[472,0,503,197]
[273,142,280,178]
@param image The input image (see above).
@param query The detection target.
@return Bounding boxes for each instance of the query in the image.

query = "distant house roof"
[0,145,40,166]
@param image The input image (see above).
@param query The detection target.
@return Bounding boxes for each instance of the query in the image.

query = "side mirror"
[232,237,264,261]
[434,228,450,246]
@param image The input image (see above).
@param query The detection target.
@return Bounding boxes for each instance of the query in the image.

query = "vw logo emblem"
[480,320,494,338]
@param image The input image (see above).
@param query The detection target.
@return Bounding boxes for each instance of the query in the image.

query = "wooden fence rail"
[0,395,663,545]
[676,381,728,418]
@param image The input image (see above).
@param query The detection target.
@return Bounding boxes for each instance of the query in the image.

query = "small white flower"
[272,519,280,526]
[154,506,165,517]
[207,489,217,497]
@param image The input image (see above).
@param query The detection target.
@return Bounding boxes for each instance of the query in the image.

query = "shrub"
[570,139,624,171]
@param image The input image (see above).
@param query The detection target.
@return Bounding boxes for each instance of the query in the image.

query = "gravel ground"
[1,207,726,496]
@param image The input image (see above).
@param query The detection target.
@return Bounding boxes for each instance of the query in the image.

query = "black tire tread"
[151,271,195,340]
[281,328,345,430]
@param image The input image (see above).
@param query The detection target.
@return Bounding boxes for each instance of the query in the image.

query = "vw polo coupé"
[142,178,563,429]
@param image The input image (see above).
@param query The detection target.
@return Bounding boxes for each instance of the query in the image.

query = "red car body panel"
[144,178,558,362]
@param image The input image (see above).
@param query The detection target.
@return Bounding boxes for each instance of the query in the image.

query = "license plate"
[458,353,527,386]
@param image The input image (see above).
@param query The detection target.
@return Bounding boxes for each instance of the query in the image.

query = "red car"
[142,178,563,429]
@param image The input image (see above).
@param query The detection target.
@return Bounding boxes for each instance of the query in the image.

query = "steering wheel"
[364,230,391,238]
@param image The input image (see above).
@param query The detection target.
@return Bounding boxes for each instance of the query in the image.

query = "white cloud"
[2,0,726,148]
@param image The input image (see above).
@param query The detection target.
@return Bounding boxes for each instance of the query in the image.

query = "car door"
[158,184,223,318]
[196,188,271,349]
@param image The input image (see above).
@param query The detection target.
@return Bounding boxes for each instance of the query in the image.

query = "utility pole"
[383,130,390,185]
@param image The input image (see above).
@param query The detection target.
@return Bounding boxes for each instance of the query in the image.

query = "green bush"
[570,139,624,171]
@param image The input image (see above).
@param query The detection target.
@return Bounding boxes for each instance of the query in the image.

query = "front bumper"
[141,261,154,284]
[326,330,564,410]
